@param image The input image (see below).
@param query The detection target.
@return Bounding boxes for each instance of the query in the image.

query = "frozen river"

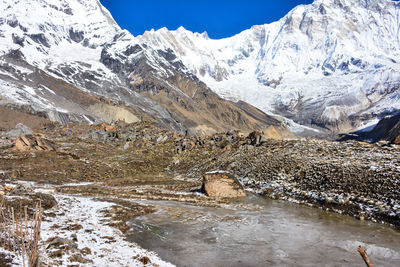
[129,194,400,266]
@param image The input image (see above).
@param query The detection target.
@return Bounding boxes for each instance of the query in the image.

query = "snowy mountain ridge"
[0,0,282,135]
[0,0,119,63]
[138,0,400,132]
[0,0,399,134]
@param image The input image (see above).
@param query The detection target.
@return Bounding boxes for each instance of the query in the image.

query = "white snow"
[0,80,71,113]
[135,0,400,130]
[38,188,174,267]
[48,40,102,64]
[0,247,23,267]
[11,65,34,75]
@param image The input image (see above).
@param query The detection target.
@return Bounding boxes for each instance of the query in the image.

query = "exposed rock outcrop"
[88,103,140,124]
[2,123,33,139]
[344,114,400,144]
[13,134,56,151]
[247,131,267,146]
[366,114,400,144]
[201,171,246,198]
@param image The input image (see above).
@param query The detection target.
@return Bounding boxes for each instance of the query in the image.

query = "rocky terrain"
[338,112,400,144]
[0,0,399,265]
[0,119,398,265]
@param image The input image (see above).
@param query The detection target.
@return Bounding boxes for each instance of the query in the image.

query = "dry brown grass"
[0,199,42,267]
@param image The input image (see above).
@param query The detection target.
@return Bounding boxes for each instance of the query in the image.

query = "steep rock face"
[362,114,400,143]
[0,0,281,134]
[101,32,281,134]
[138,0,400,133]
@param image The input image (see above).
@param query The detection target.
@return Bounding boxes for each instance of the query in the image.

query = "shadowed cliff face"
[362,114,400,144]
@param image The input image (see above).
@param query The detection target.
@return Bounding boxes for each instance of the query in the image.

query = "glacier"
[138,0,400,132]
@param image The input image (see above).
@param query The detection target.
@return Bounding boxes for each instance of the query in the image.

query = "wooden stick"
[20,211,26,267]
[8,207,12,251]
[16,205,19,256]
[0,206,4,248]
[31,203,41,267]
[22,206,28,267]
[358,246,373,267]
[30,205,34,247]
[24,206,30,254]
[30,204,38,267]
[0,204,4,248]
[11,207,15,253]
[5,207,9,250]
[18,205,25,266]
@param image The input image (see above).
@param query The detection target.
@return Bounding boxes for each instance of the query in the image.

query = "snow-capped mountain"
[0,0,281,134]
[0,0,399,135]
[138,0,400,132]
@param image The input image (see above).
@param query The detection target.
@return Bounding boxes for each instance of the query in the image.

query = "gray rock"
[69,28,84,43]
[123,143,130,150]
[226,130,236,136]
[3,123,33,139]
[259,136,267,145]
[156,135,163,143]
[47,237,78,249]
[71,233,78,242]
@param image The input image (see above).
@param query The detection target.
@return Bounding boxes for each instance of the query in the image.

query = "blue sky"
[99,0,313,39]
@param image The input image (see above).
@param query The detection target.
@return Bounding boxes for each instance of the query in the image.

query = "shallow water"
[129,194,400,267]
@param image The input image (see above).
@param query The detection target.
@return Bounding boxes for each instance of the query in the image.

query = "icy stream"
[129,194,400,266]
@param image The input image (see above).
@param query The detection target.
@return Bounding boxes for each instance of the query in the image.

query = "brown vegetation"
[0,199,43,267]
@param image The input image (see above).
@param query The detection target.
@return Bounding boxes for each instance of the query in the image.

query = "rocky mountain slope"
[357,113,400,143]
[0,0,283,135]
[0,0,399,136]
[139,0,400,133]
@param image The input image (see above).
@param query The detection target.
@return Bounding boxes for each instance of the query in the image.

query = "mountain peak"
[200,31,209,39]
[312,0,396,9]
[177,26,186,32]
[135,0,400,132]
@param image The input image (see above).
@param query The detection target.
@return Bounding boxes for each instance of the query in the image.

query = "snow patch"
[39,189,174,266]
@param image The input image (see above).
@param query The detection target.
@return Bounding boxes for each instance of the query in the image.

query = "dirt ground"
[0,105,50,131]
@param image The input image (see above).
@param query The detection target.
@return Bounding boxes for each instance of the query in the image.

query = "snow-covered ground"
[0,247,23,267]
[36,188,174,267]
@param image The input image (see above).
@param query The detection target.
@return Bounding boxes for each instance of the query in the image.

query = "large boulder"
[13,134,56,151]
[2,123,33,139]
[247,131,267,146]
[201,171,246,198]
